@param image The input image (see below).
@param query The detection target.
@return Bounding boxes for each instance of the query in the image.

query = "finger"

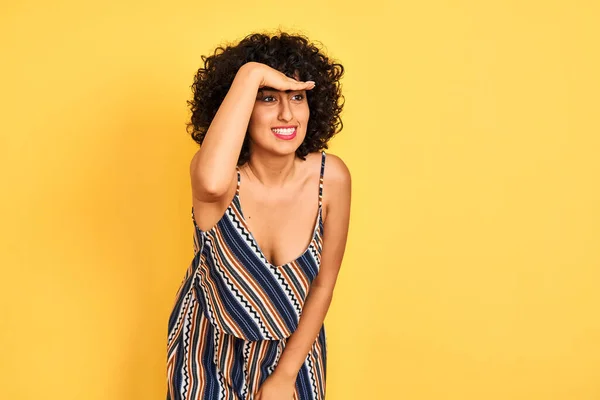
[290,79,315,91]
[287,76,315,88]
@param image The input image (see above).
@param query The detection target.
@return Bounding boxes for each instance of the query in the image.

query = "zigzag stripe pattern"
[167,288,191,346]
[267,264,303,319]
[166,151,328,399]
[203,231,272,339]
[179,294,196,399]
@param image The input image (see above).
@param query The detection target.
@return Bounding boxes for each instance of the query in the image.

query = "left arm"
[261,154,352,392]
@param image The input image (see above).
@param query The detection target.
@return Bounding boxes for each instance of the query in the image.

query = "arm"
[190,64,261,200]
[273,154,352,380]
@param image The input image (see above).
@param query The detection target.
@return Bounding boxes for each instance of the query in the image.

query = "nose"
[278,97,293,122]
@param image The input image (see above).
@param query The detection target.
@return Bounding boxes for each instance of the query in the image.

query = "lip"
[271,127,297,140]
[271,125,297,129]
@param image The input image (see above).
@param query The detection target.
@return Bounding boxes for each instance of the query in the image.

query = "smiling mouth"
[271,127,297,139]
[271,126,297,134]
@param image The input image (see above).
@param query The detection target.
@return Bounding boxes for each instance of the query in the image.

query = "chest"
[239,181,322,267]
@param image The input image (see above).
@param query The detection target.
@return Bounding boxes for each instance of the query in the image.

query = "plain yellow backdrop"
[2,0,599,399]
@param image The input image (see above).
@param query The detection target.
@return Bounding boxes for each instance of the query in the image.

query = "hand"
[254,371,296,400]
[241,61,315,92]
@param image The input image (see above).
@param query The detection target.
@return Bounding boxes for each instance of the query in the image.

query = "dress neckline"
[192,151,326,267]
[233,181,322,268]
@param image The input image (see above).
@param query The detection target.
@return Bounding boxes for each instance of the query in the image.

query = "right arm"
[190,63,261,202]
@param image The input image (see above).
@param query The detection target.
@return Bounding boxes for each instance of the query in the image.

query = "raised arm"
[190,63,261,202]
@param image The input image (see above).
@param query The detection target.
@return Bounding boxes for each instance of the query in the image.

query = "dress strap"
[235,165,241,196]
[319,151,326,208]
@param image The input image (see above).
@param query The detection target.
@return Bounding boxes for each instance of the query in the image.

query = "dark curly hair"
[186,30,345,165]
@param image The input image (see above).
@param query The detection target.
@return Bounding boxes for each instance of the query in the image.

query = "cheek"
[299,103,310,119]
[297,107,310,131]
[247,110,274,141]
[249,107,273,128]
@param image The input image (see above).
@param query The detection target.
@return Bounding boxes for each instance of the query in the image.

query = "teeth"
[272,128,295,134]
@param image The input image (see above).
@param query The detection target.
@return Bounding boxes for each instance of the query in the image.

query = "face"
[247,85,310,155]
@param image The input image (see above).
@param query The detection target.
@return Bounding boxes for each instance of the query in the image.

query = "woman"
[167,31,351,400]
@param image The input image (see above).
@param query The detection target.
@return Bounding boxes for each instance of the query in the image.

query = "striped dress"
[167,151,328,400]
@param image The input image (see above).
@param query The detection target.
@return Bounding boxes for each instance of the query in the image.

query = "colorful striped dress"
[167,151,328,400]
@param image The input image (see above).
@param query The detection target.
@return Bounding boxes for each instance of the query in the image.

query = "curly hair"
[186,30,345,165]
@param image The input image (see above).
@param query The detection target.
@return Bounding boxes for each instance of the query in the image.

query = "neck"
[244,149,297,188]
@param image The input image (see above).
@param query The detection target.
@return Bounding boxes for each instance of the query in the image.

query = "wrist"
[237,62,263,87]
[272,366,298,382]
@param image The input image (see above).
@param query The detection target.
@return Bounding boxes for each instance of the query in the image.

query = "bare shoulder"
[321,152,351,220]
[323,152,351,185]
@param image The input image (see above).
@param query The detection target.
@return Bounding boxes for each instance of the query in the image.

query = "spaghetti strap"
[319,150,326,208]
[235,165,241,196]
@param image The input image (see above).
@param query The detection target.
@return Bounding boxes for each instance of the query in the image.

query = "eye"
[259,93,305,103]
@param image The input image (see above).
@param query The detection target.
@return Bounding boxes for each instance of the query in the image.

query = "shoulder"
[323,152,351,185]
[321,151,351,218]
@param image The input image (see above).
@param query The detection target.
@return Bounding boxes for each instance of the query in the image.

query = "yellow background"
[2,0,599,399]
